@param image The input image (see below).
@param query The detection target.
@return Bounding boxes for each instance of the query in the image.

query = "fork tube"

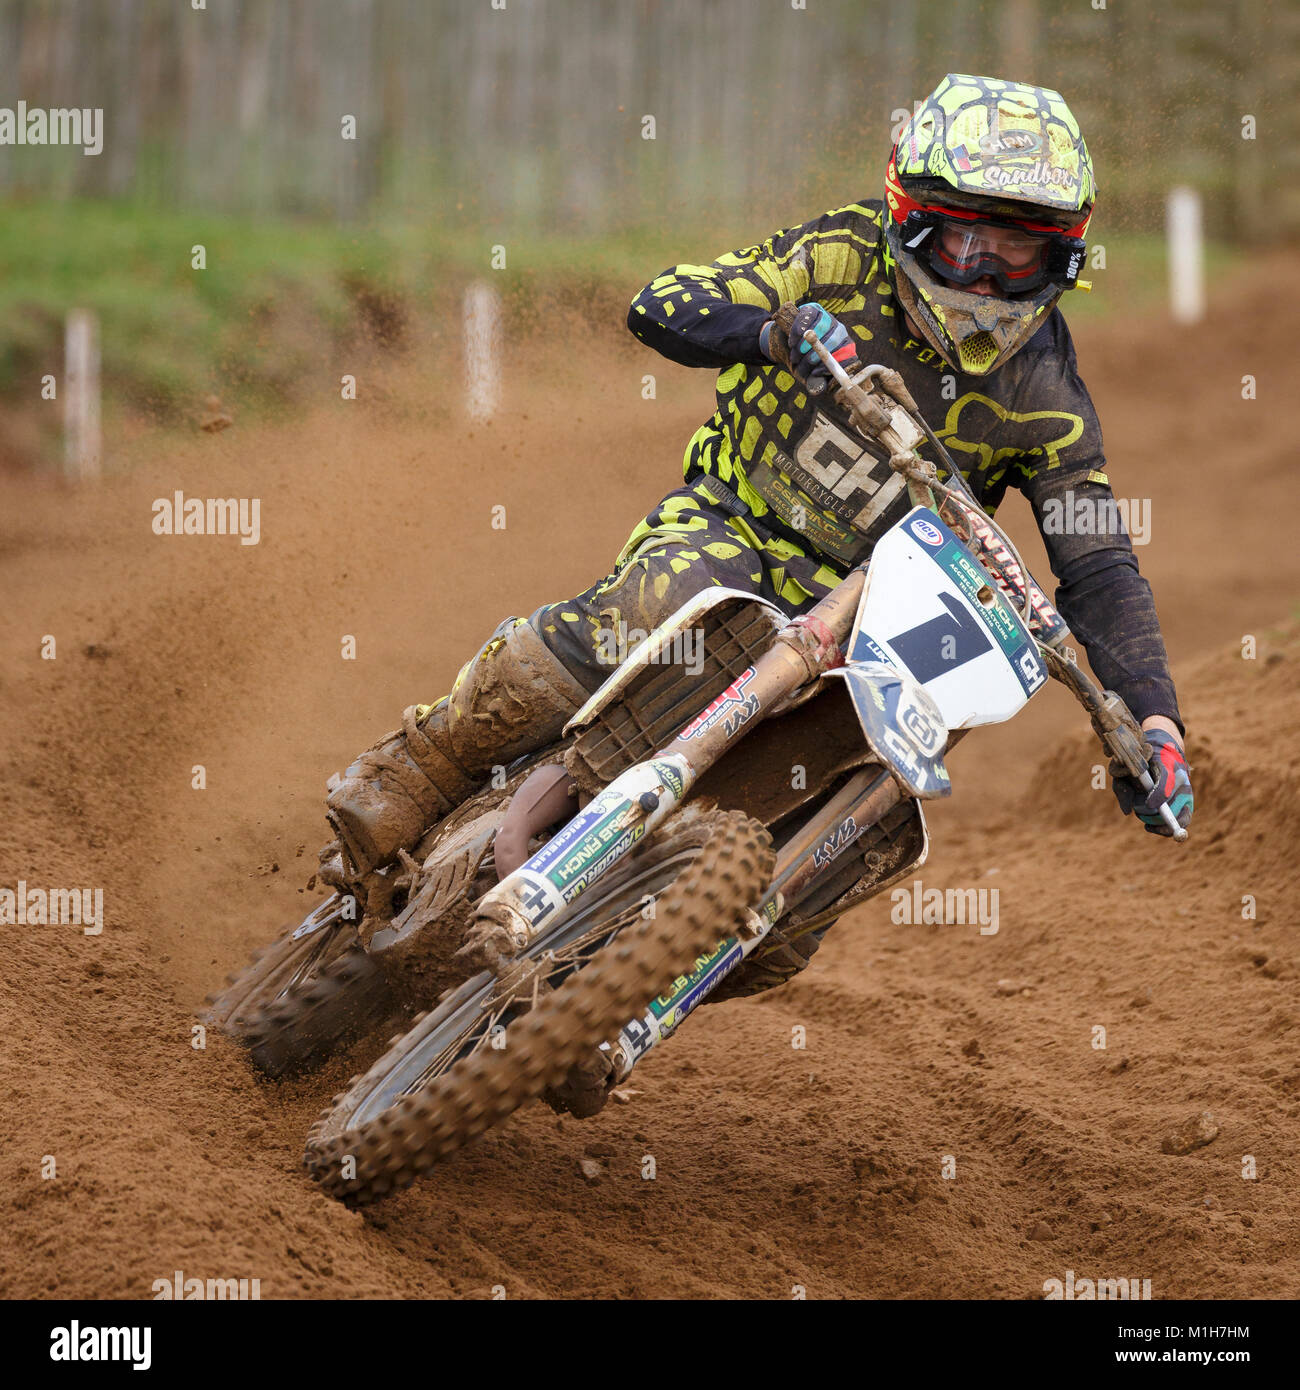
[606,765,904,1084]
[651,567,866,773]
[764,767,899,908]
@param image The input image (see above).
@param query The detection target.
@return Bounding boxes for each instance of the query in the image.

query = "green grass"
[0,200,404,415]
[0,197,1246,439]
[0,200,708,423]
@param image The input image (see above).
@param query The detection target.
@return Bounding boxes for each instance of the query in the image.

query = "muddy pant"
[530,481,846,690]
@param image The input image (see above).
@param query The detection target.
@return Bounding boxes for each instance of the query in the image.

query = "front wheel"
[302,809,773,1206]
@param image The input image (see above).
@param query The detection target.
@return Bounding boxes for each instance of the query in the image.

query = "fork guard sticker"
[677,667,760,742]
[616,935,745,1064]
[513,755,691,926]
[649,757,686,801]
[555,821,646,904]
[506,813,648,931]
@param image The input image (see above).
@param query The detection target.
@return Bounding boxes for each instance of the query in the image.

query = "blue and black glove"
[760,302,860,395]
[1111,729,1193,837]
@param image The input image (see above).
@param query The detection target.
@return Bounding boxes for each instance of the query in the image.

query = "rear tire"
[206,910,395,1079]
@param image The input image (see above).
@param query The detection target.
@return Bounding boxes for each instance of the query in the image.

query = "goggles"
[900,209,1086,296]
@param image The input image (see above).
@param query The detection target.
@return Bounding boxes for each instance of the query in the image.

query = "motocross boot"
[324,616,589,880]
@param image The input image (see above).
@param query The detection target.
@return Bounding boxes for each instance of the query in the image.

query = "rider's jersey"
[628,198,1183,729]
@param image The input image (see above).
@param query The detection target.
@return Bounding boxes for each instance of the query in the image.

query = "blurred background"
[0,0,1293,463]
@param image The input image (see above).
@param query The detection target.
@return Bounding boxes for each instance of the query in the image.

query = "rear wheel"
[205,898,395,1078]
[303,809,773,1205]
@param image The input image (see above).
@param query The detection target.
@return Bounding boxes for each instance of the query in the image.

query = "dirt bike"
[206,326,1186,1206]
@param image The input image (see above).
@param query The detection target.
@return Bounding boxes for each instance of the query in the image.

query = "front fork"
[605,766,903,1084]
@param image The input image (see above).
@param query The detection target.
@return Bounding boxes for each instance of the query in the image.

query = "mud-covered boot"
[323,702,475,884]
[324,616,589,880]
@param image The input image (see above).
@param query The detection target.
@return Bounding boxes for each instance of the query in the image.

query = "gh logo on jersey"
[793,416,907,530]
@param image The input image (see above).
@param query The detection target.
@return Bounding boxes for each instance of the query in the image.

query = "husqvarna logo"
[899,693,944,755]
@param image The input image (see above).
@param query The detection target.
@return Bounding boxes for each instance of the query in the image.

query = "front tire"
[303,810,773,1205]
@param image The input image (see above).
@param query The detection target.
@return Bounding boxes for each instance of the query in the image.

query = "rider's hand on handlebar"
[1111,727,1193,837]
[761,302,860,395]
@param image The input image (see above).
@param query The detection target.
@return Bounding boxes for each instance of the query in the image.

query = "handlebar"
[800,323,1189,844]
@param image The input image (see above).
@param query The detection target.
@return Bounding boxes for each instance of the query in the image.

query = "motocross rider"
[322,74,1193,979]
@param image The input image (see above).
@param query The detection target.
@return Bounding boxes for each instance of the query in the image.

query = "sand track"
[1,263,1296,1299]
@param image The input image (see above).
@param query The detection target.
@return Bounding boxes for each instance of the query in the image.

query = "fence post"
[463,282,501,424]
[64,309,102,481]
[1166,187,1205,326]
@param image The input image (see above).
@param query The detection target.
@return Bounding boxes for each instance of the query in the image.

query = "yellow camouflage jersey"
[626,198,1182,728]
[630,199,1110,568]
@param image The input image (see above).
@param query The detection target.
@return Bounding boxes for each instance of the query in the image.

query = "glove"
[1111,729,1193,837]
[761,302,859,395]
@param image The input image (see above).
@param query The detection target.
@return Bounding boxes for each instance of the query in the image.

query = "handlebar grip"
[1158,802,1190,841]
[1134,767,1190,842]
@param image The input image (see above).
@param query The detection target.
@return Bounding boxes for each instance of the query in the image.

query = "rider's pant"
[526,481,846,691]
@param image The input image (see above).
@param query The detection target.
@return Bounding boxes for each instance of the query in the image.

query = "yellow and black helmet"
[884,74,1096,376]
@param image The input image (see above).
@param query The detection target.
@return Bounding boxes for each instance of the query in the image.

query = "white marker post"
[64,308,102,481]
[464,281,501,424]
[1166,187,1205,326]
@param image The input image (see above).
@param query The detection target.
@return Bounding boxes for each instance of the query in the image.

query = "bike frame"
[471,565,868,953]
